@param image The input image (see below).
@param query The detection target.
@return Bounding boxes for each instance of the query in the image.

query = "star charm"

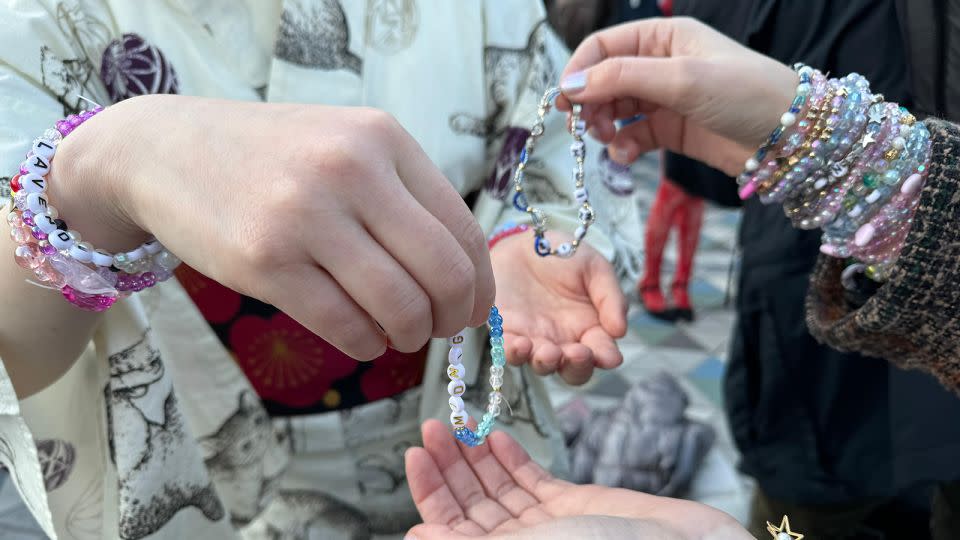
[868,108,886,124]
[837,86,849,97]
[767,516,804,540]
[860,132,876,148]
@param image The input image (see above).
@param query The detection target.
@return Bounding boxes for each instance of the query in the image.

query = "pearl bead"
[447,379,466,397]
[91,249,114,267]
[901,173,923,194]
[448,345,464,365]
[892,136,906,149]
[67,230,81,243]
[777,533,791,540]
[19,173,46,194]
[865,190,881,204]
[450,411,469,428]
[780,112,797,127]
[449,396,465,412]
[32,139,57,160]
[26,192,49,214]
[69,241,94,263]
[447,363,465,380]
[855,224,875,247]
[744,157,759,172]
[814,177,828,190]
[557,243,574,258]
[48,229,75,250]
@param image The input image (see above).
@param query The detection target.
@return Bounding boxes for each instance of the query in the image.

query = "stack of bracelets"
[737,64,931,284]
[4,106,181,312]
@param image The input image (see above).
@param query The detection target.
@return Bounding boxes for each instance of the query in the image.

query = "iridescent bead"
[6,211,22,228]
[489,391,503,405]
[39,241,57,256]
[14,244,41,269]
[490,375,504,389]
[96,266,118,287]
[487,403,501,416]
[141,272,157,288]
[490,365,504,377]
[9,225,30,243]
[34,261,66,288]
[156,250,181,271]
[20,210,33,226]
[31,228,47,241]
[152,267,174,282]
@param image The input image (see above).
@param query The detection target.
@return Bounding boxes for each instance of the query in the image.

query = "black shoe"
[643,305,679,323]
[673,307,695,322]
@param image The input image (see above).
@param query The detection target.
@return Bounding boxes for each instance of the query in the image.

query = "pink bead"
[67,115,81,127]
[820,243,839,257]
[13,244,41,269]
[56,120,71,135]
[96,266,118,287]
[9,225,30,244]
[854,224,876,247]
[6,212,22,228]
[39,241,57,256]
[738,181,758,200]
[34,261,66,288]
[901,173,923,195]
[62,285,117,312]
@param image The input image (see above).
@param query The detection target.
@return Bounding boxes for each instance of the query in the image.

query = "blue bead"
[512,191,528,212]
[455,427,483,447]
[489,326,503,337]
[489,306,499,315]
[535,236,551,257]
[488,314,503,326]
[519,147,528,164]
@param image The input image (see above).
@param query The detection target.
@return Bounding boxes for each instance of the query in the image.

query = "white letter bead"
[447,363,466,380]
[32,139,56,160]
[574,188,589,204]
[49,229,75,250]
[35,213,58,233]
[25,155,51,176]
[448,346,463,365]
[557,243,574,258]
[449,396,465,413]
[126,246,147,261]
[19,174,46,194]
[91,249,114,267]
[780,112,797,127]
[450,411,469,428]
[142,239,163,255]
[574,225,587,242]
[448,332,465,346]
[69,241,94,263]
[447,379,466,397]
[26,192,49,214]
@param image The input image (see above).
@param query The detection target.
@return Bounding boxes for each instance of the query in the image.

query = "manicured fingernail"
[561,71,587,93]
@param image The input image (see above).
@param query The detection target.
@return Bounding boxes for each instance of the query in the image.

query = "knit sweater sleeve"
[806,118,960,392]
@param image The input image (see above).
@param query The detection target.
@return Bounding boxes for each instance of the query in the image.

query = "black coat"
[668,0,960,504]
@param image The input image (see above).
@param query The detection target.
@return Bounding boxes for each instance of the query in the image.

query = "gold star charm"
[767,516,804,540]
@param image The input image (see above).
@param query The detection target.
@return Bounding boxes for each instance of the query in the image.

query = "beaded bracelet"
[5,106,180,311]
[737,66,932,291]
[512,87,595,258]
[447,306,505,447]
[487,222,530,251]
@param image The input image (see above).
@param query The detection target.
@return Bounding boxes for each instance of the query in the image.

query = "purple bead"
[31,227,47,241]
[93,106,104,113]
[21,211,34,226]
[40,242,57,255]
[141,272,157,288]
[67,115,82,127]
[130,277,145,292]
[832,96,844,107]
[56,120,72,135]
[19,164,28,175]
[115,274,131,291]
[80,110,95,120]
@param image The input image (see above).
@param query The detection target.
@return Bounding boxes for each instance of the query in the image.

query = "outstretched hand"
[404,420,752,540]
[491,232,627,385]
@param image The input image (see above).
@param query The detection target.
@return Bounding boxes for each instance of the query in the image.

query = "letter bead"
[447,363,465,380]
[447,379,466,397]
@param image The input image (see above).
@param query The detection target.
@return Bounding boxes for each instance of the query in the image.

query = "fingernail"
[561,71,587,93]
[612,147,631,163]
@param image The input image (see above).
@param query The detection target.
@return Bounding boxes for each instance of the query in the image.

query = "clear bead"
[490,365,504,377]
[490,375,503,388]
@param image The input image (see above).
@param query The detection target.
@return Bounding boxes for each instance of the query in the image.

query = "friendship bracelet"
[512,87,596,258]
[5,106,180,311]
[447,306,505,447]
[487,222,530,251]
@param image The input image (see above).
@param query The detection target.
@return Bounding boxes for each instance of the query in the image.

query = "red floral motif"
[229,313,357,407]
[360,346,428,402]
[175,265,242,324]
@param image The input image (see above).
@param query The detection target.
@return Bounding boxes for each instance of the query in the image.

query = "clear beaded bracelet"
[447,306,505,447]
[512,87,596,258]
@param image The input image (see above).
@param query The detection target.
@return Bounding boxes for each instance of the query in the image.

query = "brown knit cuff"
[806,118,960,393]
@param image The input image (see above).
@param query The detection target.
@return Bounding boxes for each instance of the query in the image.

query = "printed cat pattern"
[104,331,225,539]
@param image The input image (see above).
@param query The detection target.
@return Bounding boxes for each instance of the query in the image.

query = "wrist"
[47,101,150,252]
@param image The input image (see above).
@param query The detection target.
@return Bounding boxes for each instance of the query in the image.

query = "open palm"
[491,232,627,385]
[405,420,752,540]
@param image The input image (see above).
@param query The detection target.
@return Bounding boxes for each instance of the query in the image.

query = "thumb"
[560,56,703,115]
[585,254,628,338]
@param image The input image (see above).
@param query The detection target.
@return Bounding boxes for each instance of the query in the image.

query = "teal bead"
[490,336,504,347]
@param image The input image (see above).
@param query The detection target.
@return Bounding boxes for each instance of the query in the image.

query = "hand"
[556,17,799,176]
[404,420,752,540]
[51,95,495,360]
[491,232,626,385]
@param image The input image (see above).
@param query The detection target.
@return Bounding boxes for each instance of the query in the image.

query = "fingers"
[529,339,563,376]
[557,343,594,385]
[503,332,532,367]
[486,430,568,501]
[406,446,470,528]
[391,133,496,329]
[562,56,705,114]
[562,18,685,79]
[310,219,432,353]
[455,428,542,519]
[266,263,386,361]
[420,420,514,532]
[580,326,623,370]
[586,256,628,339]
